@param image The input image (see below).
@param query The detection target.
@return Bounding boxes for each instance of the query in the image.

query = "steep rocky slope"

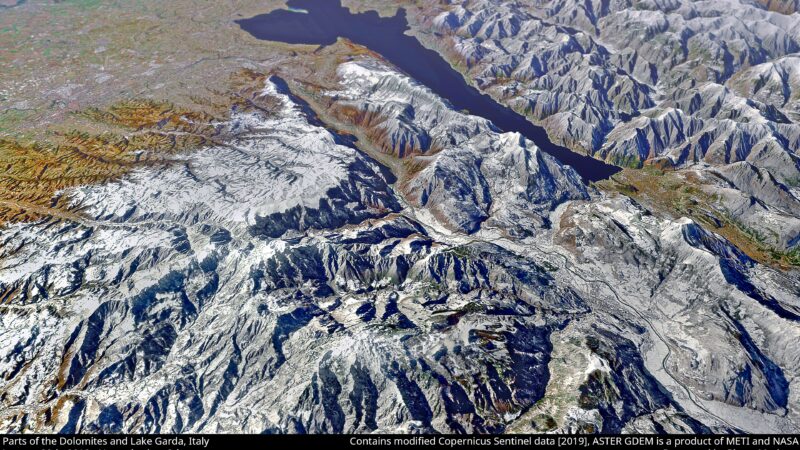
[407,0,800,252]
[324,59,589,236]
[1,55,798,434]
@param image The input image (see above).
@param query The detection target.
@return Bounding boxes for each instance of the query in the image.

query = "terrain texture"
[0,0,799,434]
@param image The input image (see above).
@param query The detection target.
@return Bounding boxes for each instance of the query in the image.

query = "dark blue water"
[236,0,620,182]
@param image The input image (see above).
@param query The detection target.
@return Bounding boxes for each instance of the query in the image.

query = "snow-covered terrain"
[410,0,800,249]
[1,56,799,434]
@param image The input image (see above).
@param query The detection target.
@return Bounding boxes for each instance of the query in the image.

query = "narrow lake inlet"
[236,0,621,182]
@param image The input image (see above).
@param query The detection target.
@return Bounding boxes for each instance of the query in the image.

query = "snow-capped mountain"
[1,54,799,434]
[411,0,800,249]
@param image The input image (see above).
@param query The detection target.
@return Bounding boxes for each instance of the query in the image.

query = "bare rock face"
[0,53,799,435]
[754,0,800,15]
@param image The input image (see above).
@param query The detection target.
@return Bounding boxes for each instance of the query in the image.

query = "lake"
[236,0,620,182]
